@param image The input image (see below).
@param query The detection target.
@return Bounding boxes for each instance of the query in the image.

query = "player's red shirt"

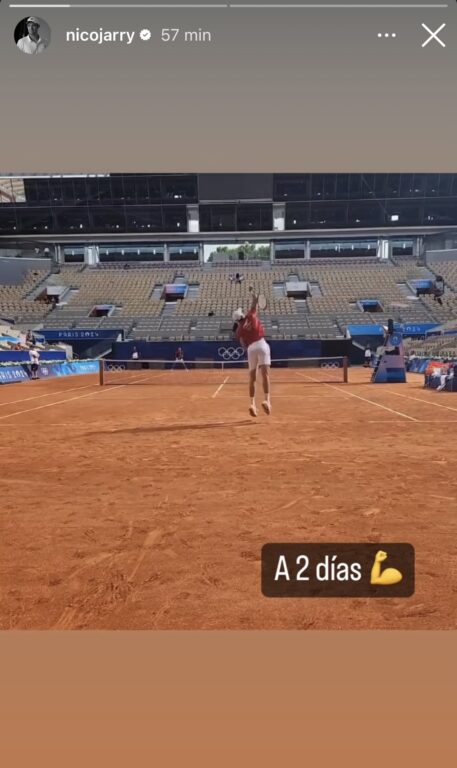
[236,309,265,348]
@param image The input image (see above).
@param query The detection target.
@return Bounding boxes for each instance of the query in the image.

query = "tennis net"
[99,357,349,386]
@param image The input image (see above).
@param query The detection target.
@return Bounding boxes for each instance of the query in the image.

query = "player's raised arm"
[249,287,258,313]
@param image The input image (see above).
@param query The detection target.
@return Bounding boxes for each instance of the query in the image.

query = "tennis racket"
[249,286,267,311]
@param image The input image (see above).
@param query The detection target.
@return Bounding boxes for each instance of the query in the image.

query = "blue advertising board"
[111,339,327,363]
[0,360,99,385]
[0,365,29,384]
[395,323,439,336]
[411,280,433,289]
[40,329,124,341]
[347,325,385,336]
[347,323,439,338]
[37,361,99,378]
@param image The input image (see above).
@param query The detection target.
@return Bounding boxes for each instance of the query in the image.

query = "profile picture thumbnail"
[14,16,50,55]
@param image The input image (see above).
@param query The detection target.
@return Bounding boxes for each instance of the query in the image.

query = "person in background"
[437,359,455,392]
[29,347,40,380]
[172,347,187,370]
[364,346,372,368]
[131,346,140,370]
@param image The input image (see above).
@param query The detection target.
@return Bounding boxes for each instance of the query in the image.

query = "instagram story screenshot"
[0,0,456,764]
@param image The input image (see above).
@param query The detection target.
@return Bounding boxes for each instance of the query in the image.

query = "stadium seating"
[419,259,457,324]
[404,336,457,359]
[1,256,455,341]
[0,269,52,325]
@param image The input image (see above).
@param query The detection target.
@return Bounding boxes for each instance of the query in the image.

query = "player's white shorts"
[247,338,271,371]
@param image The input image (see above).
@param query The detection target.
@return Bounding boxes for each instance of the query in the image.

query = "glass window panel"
[73,179,87,203]
[374,174,387,197]
[335,174,349,200]
[169,244,200,261]
[386,200,423,226]
[347,201,384,227]
[237,204,272,231]
[87,178,101,202]
[90,207,126,232]
[55,207,91,233]
[23,179,40,203]
[0,209,18,233]
[161,175,198,203]
[400,174,414,197]
[125,206,163,232]
[49,178,64,204]
[122,177,136,202]
[200,205,236,231]
[64,251,85,263]
[285,204,309,229]
[273,175,311,201]
[35,179,51,203]
[423,199,457,225]
[163,205,187,231]
[348,174,362,199]
[110,177,125,202]
[359,174,376,198]
[411,174,427,196]
[16,209,54,233]
[386,174,401,197]
[311,174,325,200]
[260,204,273,230]
[146,176,162,202]
[97,178,112,202]
[309,202,347,227]
[323,174,336,200]
[437,174,453,196]
[274,242,305,259]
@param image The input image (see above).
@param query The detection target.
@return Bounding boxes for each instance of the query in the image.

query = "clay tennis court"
[1,364,456,630]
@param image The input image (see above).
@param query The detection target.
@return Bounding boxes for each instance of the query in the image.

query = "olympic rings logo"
[106,364,126,372]
[320,361,341,369]
[218,347,245,361]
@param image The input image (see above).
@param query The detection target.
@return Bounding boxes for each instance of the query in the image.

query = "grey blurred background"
[0,1,456,171]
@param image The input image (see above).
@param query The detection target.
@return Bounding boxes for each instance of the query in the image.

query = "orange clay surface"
[0,367,456,630]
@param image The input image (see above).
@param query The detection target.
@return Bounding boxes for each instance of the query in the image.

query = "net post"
[343,356,349,383]
[99,359,104,386]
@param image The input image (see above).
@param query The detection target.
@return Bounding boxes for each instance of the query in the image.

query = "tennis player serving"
[233,287,271,417]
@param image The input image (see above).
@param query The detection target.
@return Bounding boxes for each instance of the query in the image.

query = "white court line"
[0,379,135,422]
[0,382,96,408]
[368,420,457,424]
[294,371,418,422]
[220,393,340,399]
[390,390,457,414]
[212,376,230,398]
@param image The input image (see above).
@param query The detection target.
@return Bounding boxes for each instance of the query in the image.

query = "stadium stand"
[419,258,457,324]
[1,256,456,341]
[0,268,52,324]
[404,336,457,359]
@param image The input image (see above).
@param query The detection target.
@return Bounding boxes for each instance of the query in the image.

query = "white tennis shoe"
[262,400,271,415]
[249,404,258,417]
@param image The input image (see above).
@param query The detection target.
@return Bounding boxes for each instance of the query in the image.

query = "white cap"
[232,308,244,322]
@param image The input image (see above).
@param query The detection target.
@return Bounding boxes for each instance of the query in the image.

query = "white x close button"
[422,23,446,48]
